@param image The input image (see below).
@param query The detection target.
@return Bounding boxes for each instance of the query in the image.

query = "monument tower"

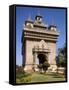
[22,15,59,72]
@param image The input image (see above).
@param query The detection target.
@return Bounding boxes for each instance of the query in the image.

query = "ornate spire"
[28,14,31,20]
[51,17,56,26]
[27,14,32,21]
[48,17,57,31]
[35,12,42,23]
[37,9,41,16]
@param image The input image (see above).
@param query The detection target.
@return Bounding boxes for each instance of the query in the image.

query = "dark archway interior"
[37,54,46,64]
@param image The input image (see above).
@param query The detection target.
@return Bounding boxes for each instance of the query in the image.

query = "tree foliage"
[38,64,43,73]
[42,61,50,73]
[38,55,50,73]
[56,44,66,67]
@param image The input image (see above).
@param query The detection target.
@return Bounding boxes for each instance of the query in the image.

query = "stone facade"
[22,15,59,72]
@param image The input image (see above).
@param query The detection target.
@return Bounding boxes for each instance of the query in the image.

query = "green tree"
[56,43,66,67]
[38,64,43,73]
[42,61,50,73]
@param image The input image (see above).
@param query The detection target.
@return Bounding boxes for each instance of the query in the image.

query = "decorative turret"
[25,16,33,28]
[48,25,57,31]
[35,15,43,23]
[34,15,48,29]
[48,18,57,31]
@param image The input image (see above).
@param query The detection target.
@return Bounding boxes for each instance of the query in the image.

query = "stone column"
[33,52,39,71]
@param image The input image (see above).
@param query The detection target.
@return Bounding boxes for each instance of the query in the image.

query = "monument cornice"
[24,27,59,36]
[23,28,59,42]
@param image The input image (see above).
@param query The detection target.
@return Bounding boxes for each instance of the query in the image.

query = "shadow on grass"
[16,72,65,83]
[38,72,65,78]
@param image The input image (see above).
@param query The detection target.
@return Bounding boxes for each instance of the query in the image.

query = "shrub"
[38,64,43,73]
[16,66,25,74]
[16,72,32,83]
[16,79,21,83]
[38,64,43,69]
[19,76,32,83]
[42,61,50,73]
[38,61,50,73]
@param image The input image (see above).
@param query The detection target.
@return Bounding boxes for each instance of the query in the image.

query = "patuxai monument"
[22,15,59,72]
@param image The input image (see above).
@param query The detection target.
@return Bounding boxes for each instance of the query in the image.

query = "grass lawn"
[16,72,66,84]
[30,72,65,83]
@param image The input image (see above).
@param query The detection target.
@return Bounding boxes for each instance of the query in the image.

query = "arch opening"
[37,54,46,64]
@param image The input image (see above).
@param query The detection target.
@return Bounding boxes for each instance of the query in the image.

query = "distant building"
[21,15,59,72]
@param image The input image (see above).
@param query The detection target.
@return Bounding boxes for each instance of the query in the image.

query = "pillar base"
[34,64,39,72]
[24,64,33,72]
[24,64,57,73]
[47,64,57,72]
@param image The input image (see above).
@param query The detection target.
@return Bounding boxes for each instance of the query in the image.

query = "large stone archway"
[33,47,49,71]
[22,15,59,72]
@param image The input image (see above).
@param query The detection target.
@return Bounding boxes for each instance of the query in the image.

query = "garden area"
[16,71,66,84]
[16,44,66,84]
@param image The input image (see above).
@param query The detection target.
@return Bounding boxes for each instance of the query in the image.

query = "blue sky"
[16,6,66,65]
